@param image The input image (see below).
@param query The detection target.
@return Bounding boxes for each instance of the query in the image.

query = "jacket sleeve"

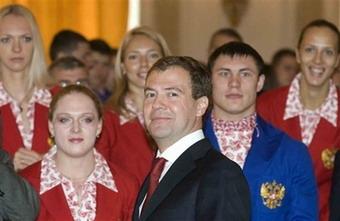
[0,150,39,221]
[196,161,251,221]
[288,141,318,220]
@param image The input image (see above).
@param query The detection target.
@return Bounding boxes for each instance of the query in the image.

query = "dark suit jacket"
[0,149,39,221]
[133,138,250,221]
[330,151,340,221]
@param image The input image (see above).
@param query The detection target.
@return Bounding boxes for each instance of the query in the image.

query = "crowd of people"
[0,3,339,221]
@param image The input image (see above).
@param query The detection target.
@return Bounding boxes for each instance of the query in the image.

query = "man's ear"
[196,96,209,117]
[257,74,265,93]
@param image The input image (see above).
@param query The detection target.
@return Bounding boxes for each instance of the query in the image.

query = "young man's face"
[88,51,111,89]
[211,55,264,121]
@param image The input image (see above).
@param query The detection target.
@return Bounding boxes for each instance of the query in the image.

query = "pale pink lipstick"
[68,138,84,143]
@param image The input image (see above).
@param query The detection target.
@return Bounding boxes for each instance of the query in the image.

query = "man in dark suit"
[133,56,250,221]
[0,148,39,221]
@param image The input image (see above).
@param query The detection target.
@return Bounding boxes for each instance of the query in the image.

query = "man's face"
[144,67,208,150]
[72,42,92,67]
[52,67,89,87]
[211,55,264,121]
[88,51,111,89]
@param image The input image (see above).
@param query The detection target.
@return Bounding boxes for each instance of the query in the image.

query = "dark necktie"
[142,157,167,210]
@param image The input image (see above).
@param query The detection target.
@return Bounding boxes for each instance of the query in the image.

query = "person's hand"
[13,148,42,171]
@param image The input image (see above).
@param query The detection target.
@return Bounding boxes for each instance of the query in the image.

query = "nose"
[12,38,22,53]
[313,50,322,64]
[70,119,81,133]
[151,94,165,109]
[140,55,148,68]
[228,74,241,88]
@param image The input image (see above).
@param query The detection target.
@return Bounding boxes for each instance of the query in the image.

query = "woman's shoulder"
[19,161,42,190]
[107,161,139,191]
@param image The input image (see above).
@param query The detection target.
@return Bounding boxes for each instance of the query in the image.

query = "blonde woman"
[105,26,171,184]
[0,4,51,171]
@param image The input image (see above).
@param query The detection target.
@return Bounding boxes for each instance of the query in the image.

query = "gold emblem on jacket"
[321,148,337,169]
[260,180,285,209]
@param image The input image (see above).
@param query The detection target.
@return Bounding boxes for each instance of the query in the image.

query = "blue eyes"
[0,35,33,44]
[0,37,9,43]
[23,36,32,42]
[126,52,161,61]
[56,116,96,127]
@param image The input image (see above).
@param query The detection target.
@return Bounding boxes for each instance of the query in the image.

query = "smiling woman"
[21,85,139,221]
[257,19,340,221]
[103,26,171,185]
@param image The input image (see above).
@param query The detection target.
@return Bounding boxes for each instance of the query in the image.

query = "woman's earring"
[48,136,55,147]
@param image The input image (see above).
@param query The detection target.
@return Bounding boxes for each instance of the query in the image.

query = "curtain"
[0,0,128,62]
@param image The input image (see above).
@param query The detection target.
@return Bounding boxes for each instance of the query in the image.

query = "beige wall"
[141,0,339,63]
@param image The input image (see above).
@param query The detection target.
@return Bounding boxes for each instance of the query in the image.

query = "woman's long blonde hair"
[107,26,171,115]
[0,4,48,89]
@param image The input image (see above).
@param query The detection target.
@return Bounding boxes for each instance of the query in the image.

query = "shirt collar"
[212,112,257,131]
[156,130,205,164]
[0,82,51,107]
[40,145,117,194]
[284,73,338,126]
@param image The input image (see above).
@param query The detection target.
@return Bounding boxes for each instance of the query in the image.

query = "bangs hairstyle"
[298,19,340,52]
[208,41,265,75]
[0,4,48,89]
[48,85,103,121]
[107,26,171,114]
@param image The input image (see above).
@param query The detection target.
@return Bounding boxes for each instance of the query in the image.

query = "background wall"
[0,0,128,61]
[141,0,340,63]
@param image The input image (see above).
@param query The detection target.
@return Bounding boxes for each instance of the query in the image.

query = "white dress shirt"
[139,129,205,216]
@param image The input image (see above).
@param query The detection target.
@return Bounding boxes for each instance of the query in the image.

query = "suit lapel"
[40,185,74,220]
[140,139,210,221]
[133,178,148,220]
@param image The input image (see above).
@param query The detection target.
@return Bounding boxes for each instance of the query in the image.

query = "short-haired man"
[1,149,39,220]
[133,56,250,221]
[49,56,89,88]
[49,30,92,67]
[208,28,243,56]
[89,39,114,102]
[204,42,318,221]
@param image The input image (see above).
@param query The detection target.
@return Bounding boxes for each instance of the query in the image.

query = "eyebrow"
[217,67,255,72]
[144,86,184,93]
[55,112,96,117]
[164,87,184,93]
